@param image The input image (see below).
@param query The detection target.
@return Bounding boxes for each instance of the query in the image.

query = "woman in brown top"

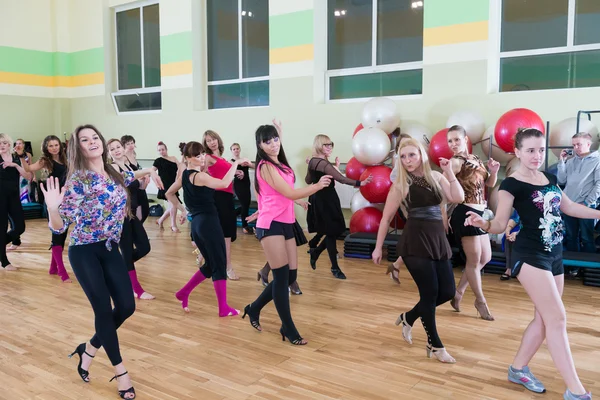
[447,125,500,321]
[372,139,464,363]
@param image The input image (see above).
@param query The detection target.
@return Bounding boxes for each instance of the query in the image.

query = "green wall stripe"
[424,0,489,29]
[269,10,313,49]
[0,46,104,76]
[160,31,193,64]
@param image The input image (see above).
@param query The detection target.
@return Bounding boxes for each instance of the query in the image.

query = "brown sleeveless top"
[453,154,489,205]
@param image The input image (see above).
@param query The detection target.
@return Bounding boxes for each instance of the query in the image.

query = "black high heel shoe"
[309,249,318,270]
[279,326,307,345]
[241,304,262,331]
[109,371,136,399]
[68,342,95,382]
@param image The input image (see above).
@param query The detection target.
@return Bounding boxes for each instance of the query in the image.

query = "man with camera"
[557,132,600,273]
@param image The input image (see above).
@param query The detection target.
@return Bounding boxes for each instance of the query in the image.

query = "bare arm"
[22,159,46,173]
[436,171,464,204]
[260,163,328,200]
[165,173,183,208]
[478,190,515,234]
[560,190,600,219]
[486,171,498,187]
[195,161,239,190]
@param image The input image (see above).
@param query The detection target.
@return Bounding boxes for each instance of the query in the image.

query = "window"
[499,0,600,92]
[326,0,423,101]
[111,1,162,114]
[207,0,269,109]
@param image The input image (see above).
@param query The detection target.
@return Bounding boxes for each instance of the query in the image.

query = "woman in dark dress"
[372,138,464,363]
[305,134,371,279]
[230,143,255,234]
[121,135,150,223]
[152,141,187,232]
[23,135,71,281]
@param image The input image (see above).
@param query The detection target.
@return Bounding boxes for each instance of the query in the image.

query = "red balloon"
[389,212,405,229]
[352,123,364,137]
[350,207,383,234]
[494,108,545,153]
[346,157,367,180]
[359,165,392,204]
[428,128,473,166]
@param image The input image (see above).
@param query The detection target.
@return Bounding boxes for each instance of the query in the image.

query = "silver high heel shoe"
[426,345,456,363]
[394,313,412,345]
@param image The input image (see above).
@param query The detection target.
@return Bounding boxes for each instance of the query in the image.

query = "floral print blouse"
[50,170,135,250]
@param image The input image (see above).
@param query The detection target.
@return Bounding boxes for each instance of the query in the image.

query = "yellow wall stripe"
[161,60,193,77]
[270,44,313,64]
[0,71,104,87]
[424,21,488,47]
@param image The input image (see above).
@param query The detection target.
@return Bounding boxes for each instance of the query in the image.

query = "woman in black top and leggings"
[230,143,255,234]
[1,133,30,271]
[121,135,150,223]
[465,129,593,400]
[372,138,464,363]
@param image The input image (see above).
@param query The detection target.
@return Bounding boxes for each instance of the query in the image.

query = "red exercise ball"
[389,212,405,229]
[352,123,364,137]
[495,108,545,153]
[428,128,473,166]
[360,165,392,204]
[350,207,383,234]
[346,157,367,180]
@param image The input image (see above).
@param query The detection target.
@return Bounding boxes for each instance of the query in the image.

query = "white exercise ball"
[350,191,384,213]
[487,184,501,214]
[505,157,521,177]
[361,97,401,134]
[352,127,391,166]
[400,121,432,149]
[479,126,515,165]
[446,110,486,144]
[549,117,600,157]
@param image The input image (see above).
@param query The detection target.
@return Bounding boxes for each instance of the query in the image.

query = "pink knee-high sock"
[49,250,58,275]
[213,279,239,317]
[52,246,70,281]
[128,270,146,298]
[175,270,206,310]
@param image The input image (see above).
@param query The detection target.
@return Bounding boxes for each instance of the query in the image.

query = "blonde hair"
[0,133,14,150]
[394,138,443,212]
[312,134,332,156]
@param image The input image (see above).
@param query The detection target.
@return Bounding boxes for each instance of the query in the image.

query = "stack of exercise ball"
[348,97,400,234]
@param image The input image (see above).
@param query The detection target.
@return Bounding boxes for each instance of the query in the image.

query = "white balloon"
[361,97,401,134]
[352,127,391,166]
[350,191,384,213]
[446,111,486,143]
[549,117,599,157]
[479,126,515,165]
[400,121,432,149]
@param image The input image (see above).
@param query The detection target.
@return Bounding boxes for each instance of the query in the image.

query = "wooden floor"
[1,219,600,400]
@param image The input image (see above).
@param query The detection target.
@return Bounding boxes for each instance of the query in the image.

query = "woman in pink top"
[241,124,331,345]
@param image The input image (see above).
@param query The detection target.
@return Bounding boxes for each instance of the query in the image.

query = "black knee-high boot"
[326,235,346,279]
[272,265,302,342]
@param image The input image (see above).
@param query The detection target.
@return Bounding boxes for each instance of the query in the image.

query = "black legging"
[69,241,135,366]
[234,180,251,229]
[120,216,151,271]
[403,256,455,348]
[8,214,22,246]
[191,213,227,281]
[1,191,25,267]
[137,189,150,223]
[309,234,340,270]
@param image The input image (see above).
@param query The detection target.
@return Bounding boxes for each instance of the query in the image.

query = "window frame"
[206,0,270,110]
[496,0,600,93]
[325,0,424,103]
[111,0,162,115]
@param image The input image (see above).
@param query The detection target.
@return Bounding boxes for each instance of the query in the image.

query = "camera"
[566,150,573,156]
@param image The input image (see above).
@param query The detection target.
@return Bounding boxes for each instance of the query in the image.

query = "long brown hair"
[39,135,67,173]
[203,130,224,156]
[68,125,130,212]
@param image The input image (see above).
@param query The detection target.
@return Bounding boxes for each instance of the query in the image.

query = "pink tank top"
[207,155,233,193]
[256,160,295,229]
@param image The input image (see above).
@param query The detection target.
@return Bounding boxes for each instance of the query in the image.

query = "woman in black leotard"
[372,138,464,363]
[465,129,594,399]
[121,135,150,223]
[305,134,372,279]
[153,141,187,232]
[23,135,71,281]
[1,133,31,271]
[167,141,242,316]
[108,139,154,300]
[230,143,255,234]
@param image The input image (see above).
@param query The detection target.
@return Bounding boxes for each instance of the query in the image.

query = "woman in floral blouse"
[42,125,162,400]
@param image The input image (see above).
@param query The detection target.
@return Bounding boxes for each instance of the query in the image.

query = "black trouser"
[7,214,21,246]
[137,189,150,223]
[1,191,25,267]
[234,181,251,228]
[404,256,455,348]
[311,234,340,270]
[69,241,136,366]
[120,217,151,271]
